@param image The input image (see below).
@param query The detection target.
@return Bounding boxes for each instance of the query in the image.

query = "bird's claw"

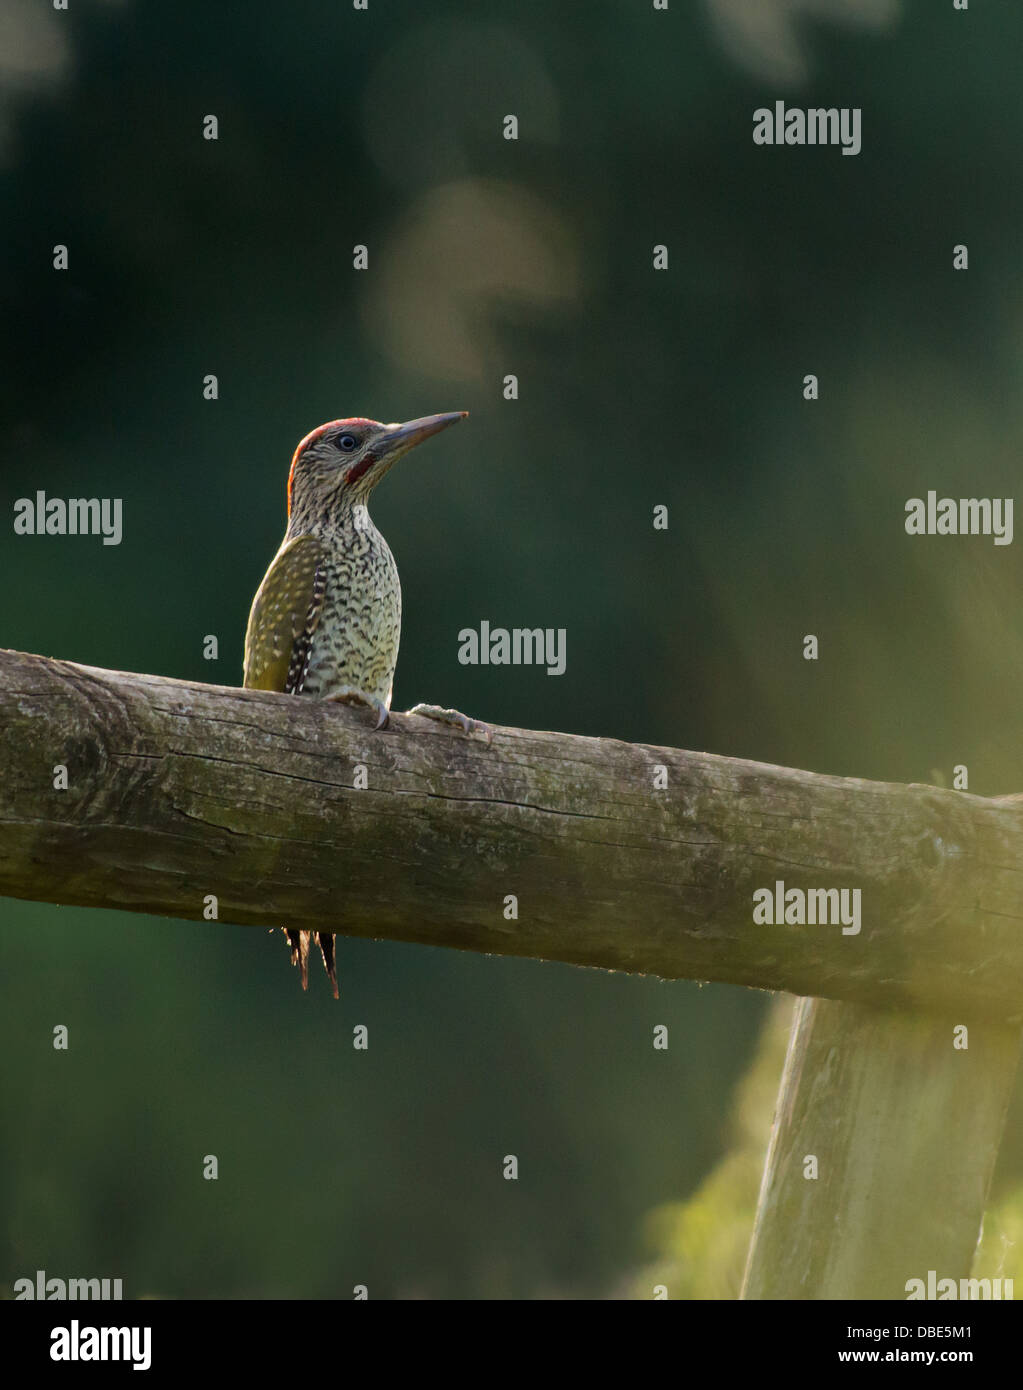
[327,687,391,730]
[405,703,492,743]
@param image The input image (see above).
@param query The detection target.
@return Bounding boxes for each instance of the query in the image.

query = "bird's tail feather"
[282,928,337,998]
[317,932,339,999]
[284,928,310,989]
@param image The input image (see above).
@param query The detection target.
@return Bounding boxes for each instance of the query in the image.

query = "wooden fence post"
[3,646,1023,1297]
[741,998,1022,1298]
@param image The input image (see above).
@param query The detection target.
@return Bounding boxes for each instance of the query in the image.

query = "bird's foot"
[327,686,391,730]
[405,703,492,743]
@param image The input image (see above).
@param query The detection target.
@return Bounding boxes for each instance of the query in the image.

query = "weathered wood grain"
[742,999,1022,1299]
[2,646,1022,1018]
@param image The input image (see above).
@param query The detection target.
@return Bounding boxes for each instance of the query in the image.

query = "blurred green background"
[2,0,1023,1298]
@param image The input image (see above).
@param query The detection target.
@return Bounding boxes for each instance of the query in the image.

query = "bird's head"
[286,412,468,522]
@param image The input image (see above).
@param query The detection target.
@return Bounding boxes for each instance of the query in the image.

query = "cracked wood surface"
[2,646,1023,1017]
[742,997,1022,1298]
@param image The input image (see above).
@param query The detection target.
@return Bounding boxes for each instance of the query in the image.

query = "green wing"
[243,533,324,692]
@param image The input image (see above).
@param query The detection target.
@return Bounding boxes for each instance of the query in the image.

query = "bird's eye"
[335,433,358,452]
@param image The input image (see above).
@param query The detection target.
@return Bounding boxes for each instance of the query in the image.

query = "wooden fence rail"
[1,646,1020,1298]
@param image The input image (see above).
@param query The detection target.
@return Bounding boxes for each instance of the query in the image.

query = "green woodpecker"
[243,411,488,997]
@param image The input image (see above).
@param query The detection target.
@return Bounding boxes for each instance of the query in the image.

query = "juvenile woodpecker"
[243,411,487,997]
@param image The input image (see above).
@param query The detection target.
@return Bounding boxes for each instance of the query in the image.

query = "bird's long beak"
[378,411,468,455]
[351,411,467,491]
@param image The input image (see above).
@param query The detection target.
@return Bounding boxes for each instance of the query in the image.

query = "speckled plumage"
[244,506,400,704]
[243,412,468,997]
[300,504,401,703]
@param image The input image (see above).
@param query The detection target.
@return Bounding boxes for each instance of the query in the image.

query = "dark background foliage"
[2,0,1021,1297]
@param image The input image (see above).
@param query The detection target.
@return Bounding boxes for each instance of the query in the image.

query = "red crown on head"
[288,418,383,515]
